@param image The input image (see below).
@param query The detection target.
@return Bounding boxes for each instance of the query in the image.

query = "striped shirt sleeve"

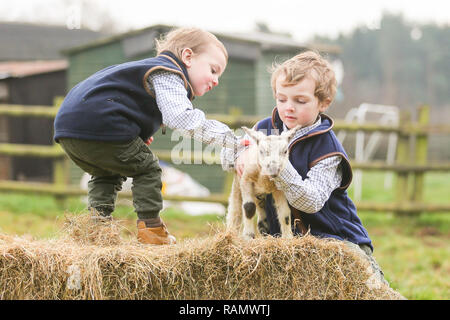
[273,155,343,213]
[147,71,240,150]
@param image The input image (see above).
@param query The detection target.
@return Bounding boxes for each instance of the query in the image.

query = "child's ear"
[181,48,194,67]
[319,98,332,112]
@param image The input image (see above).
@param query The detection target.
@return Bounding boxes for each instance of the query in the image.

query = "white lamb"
[226,125,301,239]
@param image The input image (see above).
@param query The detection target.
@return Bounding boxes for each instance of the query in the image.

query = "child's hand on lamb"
[236,139,251,177]
[145,136,154,145]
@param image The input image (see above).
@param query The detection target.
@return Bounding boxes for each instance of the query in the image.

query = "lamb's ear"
[242,126,263,144]
[282,124,302,141]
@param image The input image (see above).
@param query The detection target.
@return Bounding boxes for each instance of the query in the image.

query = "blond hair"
[156,27,228,62]
[271,51,337,103]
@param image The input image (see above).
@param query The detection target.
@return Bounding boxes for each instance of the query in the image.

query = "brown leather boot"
[137,220,176,245]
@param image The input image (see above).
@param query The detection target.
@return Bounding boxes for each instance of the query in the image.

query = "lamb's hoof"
[243,232,255,240]
[281,232,294,239]
[258,220,270,236]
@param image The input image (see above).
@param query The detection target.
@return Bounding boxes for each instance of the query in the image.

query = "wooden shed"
[0,22,106,182]
[63,24,340,192]
[0,60,67,181]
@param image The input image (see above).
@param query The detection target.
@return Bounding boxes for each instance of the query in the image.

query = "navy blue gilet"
[54,51,194,142]
[257,108,373,251]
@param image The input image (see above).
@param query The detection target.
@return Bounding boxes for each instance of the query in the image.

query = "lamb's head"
[243,125,301,178]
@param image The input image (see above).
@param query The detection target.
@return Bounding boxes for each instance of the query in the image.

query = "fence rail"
[1,102,449,215]
[3,104,450,134]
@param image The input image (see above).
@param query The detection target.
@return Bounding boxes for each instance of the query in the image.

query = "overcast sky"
[2,0,449,41]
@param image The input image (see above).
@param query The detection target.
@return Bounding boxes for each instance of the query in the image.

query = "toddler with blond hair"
[55,27,243,245]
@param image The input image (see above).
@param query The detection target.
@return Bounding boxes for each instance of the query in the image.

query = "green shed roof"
[62,24,340,57]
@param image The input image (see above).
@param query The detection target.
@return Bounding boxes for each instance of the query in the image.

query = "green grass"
[0,171,449,299]
[356,211,450,299]
[0,194,224,240]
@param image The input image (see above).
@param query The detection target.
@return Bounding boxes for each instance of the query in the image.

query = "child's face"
[275,75,330,129]
[182,44,227,97]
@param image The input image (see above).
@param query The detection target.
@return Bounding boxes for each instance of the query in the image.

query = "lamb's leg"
[240,179,257,239]
[226,175,242,232]
[272,190,293,239]
[255,194,269,235]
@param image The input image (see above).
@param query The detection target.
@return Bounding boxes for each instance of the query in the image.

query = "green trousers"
[58,137,162,219]
[344,241,389,287]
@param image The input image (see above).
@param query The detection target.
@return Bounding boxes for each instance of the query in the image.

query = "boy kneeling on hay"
[54,28,244,245]
[221,51,388,285]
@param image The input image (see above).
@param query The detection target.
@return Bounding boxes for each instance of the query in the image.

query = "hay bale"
[0,214,405,300]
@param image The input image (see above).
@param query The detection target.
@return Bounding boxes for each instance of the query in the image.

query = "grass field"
[0,171,449,300]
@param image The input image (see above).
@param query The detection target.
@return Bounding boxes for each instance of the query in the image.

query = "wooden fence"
[0,101,449,215]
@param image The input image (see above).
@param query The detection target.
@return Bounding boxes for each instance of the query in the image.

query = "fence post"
[0,113,10,180]
[394,110,411,215]
[411,105,430,213]
[52,97,69,208]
